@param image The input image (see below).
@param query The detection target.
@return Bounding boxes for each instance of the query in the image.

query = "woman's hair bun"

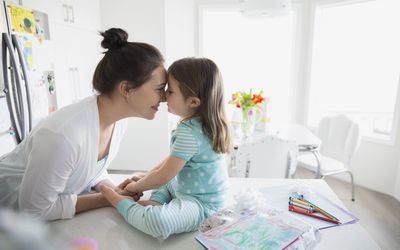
[100,28,128,50]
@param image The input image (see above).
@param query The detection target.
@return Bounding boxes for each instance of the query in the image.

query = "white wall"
[99,0,169,171]
[99,0,166,53]
[165,0,196,65]
[351,141,399,194]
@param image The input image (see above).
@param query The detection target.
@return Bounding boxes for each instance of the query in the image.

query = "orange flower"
[228,89,266,110]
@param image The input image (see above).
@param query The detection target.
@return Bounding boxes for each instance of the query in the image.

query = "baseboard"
[108,169,144,175]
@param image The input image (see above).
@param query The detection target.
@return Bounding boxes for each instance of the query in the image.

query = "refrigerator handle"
[68,6,74,23]
[8,35,26,140]
[70,67,80,102]
[74,67,80,99]
[62,4,69,22]
[2,33,23,143]
[12,34,32,133]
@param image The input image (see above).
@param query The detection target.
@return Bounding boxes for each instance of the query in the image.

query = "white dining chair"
[297,115,360,201]
[230,135,298,178]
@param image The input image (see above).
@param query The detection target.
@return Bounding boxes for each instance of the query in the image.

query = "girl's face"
[166,75,192,117]
[127,66,166,120]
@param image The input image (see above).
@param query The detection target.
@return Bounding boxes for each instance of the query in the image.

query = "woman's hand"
[114,178,133,195]
[100,185,132,208]
[115,178,143,201]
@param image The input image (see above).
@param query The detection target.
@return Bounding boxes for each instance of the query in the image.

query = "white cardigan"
[0,95,127,220]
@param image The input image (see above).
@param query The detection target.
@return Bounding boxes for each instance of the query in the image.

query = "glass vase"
[241,107,256,138]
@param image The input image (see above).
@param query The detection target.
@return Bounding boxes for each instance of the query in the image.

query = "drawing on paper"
[19,35,33,70]
[8,4,36,35]
[196,213,305,250]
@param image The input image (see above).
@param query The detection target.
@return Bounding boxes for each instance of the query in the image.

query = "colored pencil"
[288,205,341,224]
[289,196,340,222]
[289,198,313,208]
[288,201,315,212]
[299,198,340,221]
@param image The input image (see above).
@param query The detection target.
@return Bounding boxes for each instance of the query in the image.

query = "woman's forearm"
[75,193,110,214]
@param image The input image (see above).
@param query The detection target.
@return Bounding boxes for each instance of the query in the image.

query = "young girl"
[101,57,232,239]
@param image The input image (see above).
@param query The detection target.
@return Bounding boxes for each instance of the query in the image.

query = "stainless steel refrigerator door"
[12,34,32,133]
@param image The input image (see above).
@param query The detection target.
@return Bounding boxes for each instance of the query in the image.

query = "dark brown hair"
[93,28,164,94]
[168,57,232,153]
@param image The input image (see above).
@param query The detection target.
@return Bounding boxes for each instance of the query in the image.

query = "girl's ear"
[189,97,201,108]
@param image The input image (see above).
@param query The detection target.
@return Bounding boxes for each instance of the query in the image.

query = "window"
[307,0,400,141]
[200,8,295,123]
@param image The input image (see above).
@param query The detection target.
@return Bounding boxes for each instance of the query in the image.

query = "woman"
[0,28,166,220]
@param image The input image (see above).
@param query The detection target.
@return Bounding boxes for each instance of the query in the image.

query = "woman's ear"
[189,97,201,108]
[118,81,132,97]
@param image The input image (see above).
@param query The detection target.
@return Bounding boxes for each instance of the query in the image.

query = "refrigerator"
[0,1,56,155]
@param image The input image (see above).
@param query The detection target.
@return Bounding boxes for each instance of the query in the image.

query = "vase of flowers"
[229,89,266,138]
[241,106,256,137]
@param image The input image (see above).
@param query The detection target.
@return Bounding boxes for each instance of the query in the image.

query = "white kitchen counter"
[48,176,379,250]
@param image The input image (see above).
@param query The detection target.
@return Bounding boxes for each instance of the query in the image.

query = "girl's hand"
[114,178,143,200]
[100,185,132,208]
[124,182,137,193]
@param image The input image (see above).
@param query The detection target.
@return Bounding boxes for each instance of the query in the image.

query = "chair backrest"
[317,115,360,164]
[234,135,298,178]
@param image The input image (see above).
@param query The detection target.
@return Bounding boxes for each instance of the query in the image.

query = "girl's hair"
[168,57,232,153]
[93,28,164,94]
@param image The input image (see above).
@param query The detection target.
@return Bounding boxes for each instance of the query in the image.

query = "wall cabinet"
[50,24,102,107]
[21,0,101,30]
[20,0,102,107]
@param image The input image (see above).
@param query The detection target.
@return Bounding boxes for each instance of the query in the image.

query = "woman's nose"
[160,91,167,102]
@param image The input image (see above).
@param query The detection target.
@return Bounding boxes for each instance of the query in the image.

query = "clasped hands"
[114,176,143,199]
[100,173,144,207]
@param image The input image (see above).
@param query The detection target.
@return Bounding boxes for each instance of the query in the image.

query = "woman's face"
[127,66,166,119]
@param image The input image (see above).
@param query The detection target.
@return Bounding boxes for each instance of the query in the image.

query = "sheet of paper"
[258,185,358,229]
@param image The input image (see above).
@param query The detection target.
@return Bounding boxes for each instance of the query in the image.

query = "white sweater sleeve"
[18,129,78,220]
[91,169,113,187]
